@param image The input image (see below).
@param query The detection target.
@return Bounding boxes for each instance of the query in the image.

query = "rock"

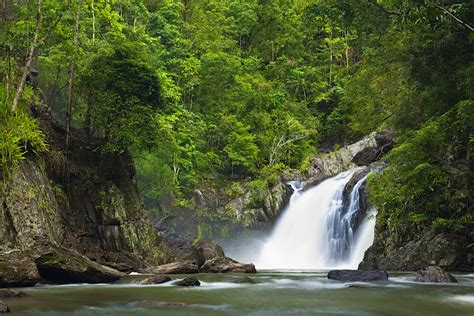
[200,257,256,273]
[194,240,225,262]
[35,247,124,284]
[232,276,255,284]
[173,277,200,287]
[136,300,186,308]
[143,261,199,274]
[141,276,172,285]
[0,301,10,313]
[352,130,394,166]
[0,250,41,288]
[415,266,458,283]
[359,215,472,271]
[327,270,388,282]
[0,289,27,298]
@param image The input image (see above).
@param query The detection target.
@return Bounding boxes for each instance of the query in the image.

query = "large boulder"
[0,301,10,313]
[351,130,394,166]
[173,277,200,287]
[328,270,388,282]
[35,247,124,284]
[415,266,458,283]
[0,250,40,288]
[142,261,199,274]
[141,276,172,285]
[200,257,256,273]
[194,240,225,262]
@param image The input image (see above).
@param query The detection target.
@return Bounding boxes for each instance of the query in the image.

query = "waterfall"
[255,168,376,270]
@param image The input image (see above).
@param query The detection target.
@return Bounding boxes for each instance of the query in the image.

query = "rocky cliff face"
[0,113,171,286]
[359,213,472,271]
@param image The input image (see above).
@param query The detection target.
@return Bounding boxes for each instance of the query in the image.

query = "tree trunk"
[65,0,82,178]
[11,0,41,113]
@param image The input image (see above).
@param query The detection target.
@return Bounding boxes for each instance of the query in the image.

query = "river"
[5,272,474,315]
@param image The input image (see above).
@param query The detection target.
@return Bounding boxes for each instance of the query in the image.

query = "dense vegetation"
[1,1,472,231]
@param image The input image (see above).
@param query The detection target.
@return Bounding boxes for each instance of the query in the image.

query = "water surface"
[4,271,474,315]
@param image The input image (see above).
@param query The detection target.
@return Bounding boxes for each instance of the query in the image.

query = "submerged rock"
[143,260,199,274]
[35,247,124,284]
[200,257,257,273]
[173,277,200,287]
[415,266,458,283]
[136,300,186,308]
[232,276,256,284]
[0,250,40,288]
[140,276,172,285]
[0,289,27,298]
[0,301,10,313]
[328,270,388,282]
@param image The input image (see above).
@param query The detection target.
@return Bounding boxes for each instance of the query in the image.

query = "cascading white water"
[255,168,376,270]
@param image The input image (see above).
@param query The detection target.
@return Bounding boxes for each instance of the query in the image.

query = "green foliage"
[80,42,163,152]
[0,109,48,178]
[368,101,473,231]
[1,0,472,232]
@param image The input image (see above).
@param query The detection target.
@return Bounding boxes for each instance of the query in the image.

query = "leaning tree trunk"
[11,0,41,113]
[65,0,81,183]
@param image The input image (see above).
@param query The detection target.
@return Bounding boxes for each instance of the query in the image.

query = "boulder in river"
[143,260,199,274]
[200,257,256,273]
[0,301,10,313]
[35,247,124,284]
[0,250,40,288]
[141,276,172,285]
[415,266,458,283]
[173,277,200,286]
[0,289,27,298]
[232,276,256,284]
[328,270,388,282]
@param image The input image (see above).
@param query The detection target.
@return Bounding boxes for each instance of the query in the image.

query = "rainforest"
[0,0,473,315]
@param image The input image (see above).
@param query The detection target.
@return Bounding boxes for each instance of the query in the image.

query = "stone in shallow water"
[0,301,10,313]
[327,270,388,282]
[232,276,256,284]
[415,266,457,283]
[173,277,200,287]
[0,289,27,298]
[140,276,172,285]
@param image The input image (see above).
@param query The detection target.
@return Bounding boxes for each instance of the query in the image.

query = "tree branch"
[435,3,474,31]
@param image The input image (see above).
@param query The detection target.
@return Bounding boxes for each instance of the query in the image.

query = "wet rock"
[173,277,200,287]
[0,250,40,288]
[35,247,124,284]
[0,301,10,313]
[200,257,256,273]
[143,261,199,274]
[136,300,186,308]
[194,240,225,262]
[140,276,172,285]
[0,289,27,298]
[359,218,471,271]
[352,130,394,166]
[415,266,458,283]
[327,270,388,282]
[232,276,255,284]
